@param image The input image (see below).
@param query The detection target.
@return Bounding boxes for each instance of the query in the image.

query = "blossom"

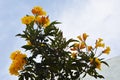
[35,16,50,27]
[77,35,82,41]
[95,38,105,48]
[70,47,77,51]
[79,41,86,49]
[70,43,79,51]
[32,6,46,16]
[102,46,111,54]
[9,62,19,75]
[71,42,86,51]
[90,58,101,70]
[71,52,77,59]
[9,50,27,75]
[21,15,35,25]
[83,33,89,41]
[87,46,92,51]
[77,33,89,41]
[94,58,101,70]
[10,50,21,60]
[74,43,79,48]
[98,38,103,42]
[41,16,50,27]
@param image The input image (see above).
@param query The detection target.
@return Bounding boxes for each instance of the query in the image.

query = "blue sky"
[0,0,120,80]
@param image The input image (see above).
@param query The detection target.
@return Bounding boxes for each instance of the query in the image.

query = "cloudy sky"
[0,0,120,79]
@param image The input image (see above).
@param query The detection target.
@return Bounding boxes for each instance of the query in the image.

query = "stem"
[94,48,97,55]
[97,52,102,57]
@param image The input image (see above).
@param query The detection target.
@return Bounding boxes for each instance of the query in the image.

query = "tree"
[9,6,111,80]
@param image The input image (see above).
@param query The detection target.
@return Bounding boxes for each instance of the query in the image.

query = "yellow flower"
[102,46,111,54]
[9,50,27,75]
[10,50,26,60]
[74,43,79,47]
[77,33,89,41]
[15,53,26,61]
[79,42,85,49]
[77,35,82,41]
[95,38,105,48]
[88,46,92,51]
[95,42,105,48]
[21,15,35,25]
[71,52,77,59]
[98,38,103,42]
[32,6,46,16]
[71,43,79,51]
[70,48,76,51]
[10,50,21,60]
[35,16,41,23]
[95,58,101,70]
[9,63,19,75]
[41,16,50,27]
[90,58,101,70]
[83,33,89,41]
[72,42,85,50]
[35,16,50,27]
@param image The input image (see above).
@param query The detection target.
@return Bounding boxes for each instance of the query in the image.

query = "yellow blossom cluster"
[35,16,50,27]
[32,6,46,16]
[70,33,111,70]
[21,16,35,25]
[21,6,50,27]
[9,50,27,75]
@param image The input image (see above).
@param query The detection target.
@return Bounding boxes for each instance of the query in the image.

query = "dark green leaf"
[22,45,33,50]
[19,75,24,80]
[101,61,109,67]
[97,75,104,78]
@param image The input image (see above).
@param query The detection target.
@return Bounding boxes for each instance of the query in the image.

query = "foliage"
[9,6,111,80]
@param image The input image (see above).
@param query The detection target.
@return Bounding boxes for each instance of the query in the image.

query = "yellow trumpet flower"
[32,6,46,16]
[102,46,111,54]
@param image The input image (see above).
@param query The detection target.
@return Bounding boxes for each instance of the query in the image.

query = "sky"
[0,0,120,80]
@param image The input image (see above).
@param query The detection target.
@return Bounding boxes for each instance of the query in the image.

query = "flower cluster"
[21,6,50,27]
[9,50,27,75]
[21,16,35,25]
[32,6,46,16]
[71,33,111,70]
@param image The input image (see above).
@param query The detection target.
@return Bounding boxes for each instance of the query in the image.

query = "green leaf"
[22,45,33,50]
[19,75,24,80]
[66,38,79,46]
[50,21,61,25]
[90,50,95,58]
[16,34,27,38]
[101,61,109,67]
[97,75,104,78]
[16,34,22,36]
